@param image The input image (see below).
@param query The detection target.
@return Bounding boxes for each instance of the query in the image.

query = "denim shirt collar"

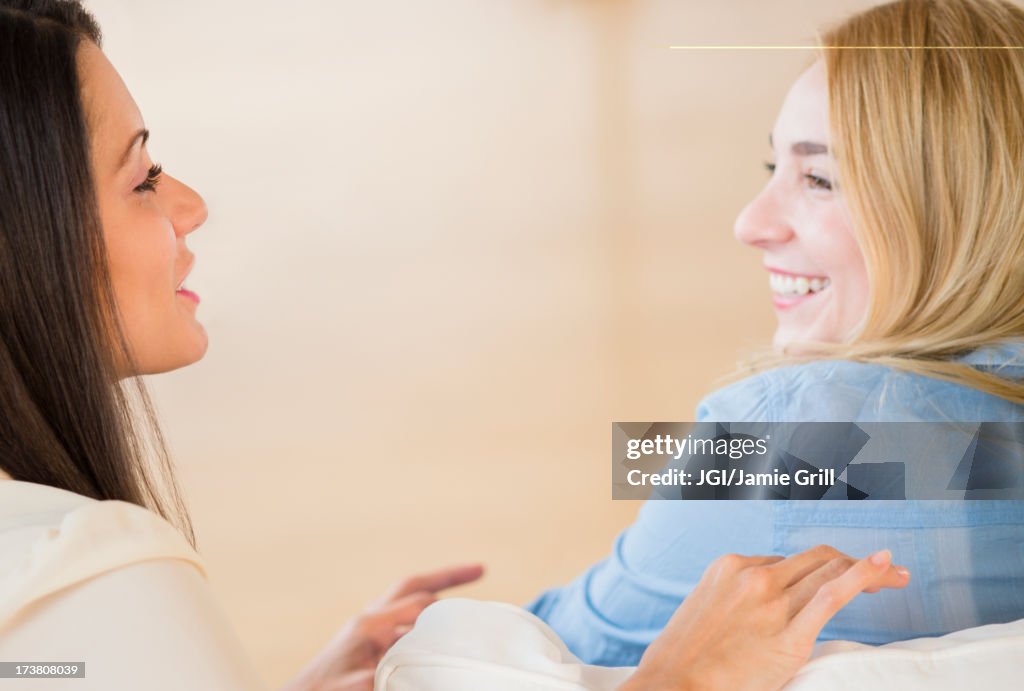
[955,338,1024,369]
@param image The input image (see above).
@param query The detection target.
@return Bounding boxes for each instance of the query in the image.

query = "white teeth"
[769,272,829,296]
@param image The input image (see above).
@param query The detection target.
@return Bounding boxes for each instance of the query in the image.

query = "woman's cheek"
[830,250,870,337]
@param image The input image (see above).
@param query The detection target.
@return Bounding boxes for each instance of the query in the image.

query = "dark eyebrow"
[118,128,149,170]
[768,133,829,156]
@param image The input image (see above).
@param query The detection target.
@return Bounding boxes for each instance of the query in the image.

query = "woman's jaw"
[765,265,848,353]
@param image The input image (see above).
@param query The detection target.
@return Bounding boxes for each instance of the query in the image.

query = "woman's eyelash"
[805,173,833,191]
[762,161,833,191]
[134,163,163,193]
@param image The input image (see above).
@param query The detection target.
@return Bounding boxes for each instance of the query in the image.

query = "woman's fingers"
[360,591,437,642]
[627,546,913,691]
[767,544,908,589]
[767,544,843,585]
[787,549,897,643]
[705,553,785,579]
[785,551,910,614]
[379,563,484,604]
[380,591,437,626]
[311,567,483,686]
[339,593,436,671]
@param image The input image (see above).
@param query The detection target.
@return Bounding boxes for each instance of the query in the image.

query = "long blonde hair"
[739,0,1024,404]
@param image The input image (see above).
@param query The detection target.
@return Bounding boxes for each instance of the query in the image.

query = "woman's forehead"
[771,61,830,152]
[77,41,146,171]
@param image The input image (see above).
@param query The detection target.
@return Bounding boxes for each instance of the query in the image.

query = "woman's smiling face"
[78,41,209,377]
[733,60,870,352]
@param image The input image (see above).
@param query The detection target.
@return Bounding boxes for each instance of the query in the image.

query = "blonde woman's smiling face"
[733,60,870,352]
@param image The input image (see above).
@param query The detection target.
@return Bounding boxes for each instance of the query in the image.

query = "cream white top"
[0,469,269,690]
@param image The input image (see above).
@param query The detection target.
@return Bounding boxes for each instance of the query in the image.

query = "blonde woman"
[527,0,1024,668]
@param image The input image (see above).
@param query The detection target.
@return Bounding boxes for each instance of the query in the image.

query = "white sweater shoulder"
[0,480,268,691]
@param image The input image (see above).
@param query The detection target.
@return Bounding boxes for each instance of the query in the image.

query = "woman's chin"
[772,323,821,355]
[182,325,209,366]
[772,320,852,356]
[772,326,800,353]
[140,330,209,376]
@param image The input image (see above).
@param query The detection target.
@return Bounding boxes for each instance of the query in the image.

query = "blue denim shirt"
[525,340,1024,666]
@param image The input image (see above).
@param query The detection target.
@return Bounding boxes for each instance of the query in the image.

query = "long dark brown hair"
[0,0,196,548]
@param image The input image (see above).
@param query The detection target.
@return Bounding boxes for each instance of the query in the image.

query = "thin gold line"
[668,45,1024,50]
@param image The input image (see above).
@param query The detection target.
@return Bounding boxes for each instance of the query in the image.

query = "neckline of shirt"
[954,338,1024,367]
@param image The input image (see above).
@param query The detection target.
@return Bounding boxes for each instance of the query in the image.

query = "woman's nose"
[733,186,794,247]
[165,174,208,237]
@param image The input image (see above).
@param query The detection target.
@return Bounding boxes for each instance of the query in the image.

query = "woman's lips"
[772,291,818,310]
[176,288,200,304]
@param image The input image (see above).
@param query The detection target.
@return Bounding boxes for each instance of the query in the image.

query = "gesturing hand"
[622,545,910,691]
[283,562,484,691]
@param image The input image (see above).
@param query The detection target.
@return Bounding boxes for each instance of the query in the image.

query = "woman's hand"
[621,545,910,691]
[282,562,484,691]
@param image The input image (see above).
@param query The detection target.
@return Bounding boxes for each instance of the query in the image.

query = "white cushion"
[375,598,1024,690]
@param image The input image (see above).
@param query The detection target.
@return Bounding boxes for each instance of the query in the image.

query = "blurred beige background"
[86,0,875,686]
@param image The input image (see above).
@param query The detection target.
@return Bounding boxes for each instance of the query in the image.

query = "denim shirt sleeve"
[523,372,777,666]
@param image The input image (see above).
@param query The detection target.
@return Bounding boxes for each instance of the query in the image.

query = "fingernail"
[869,549,892,566]
[896,567,910,578]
